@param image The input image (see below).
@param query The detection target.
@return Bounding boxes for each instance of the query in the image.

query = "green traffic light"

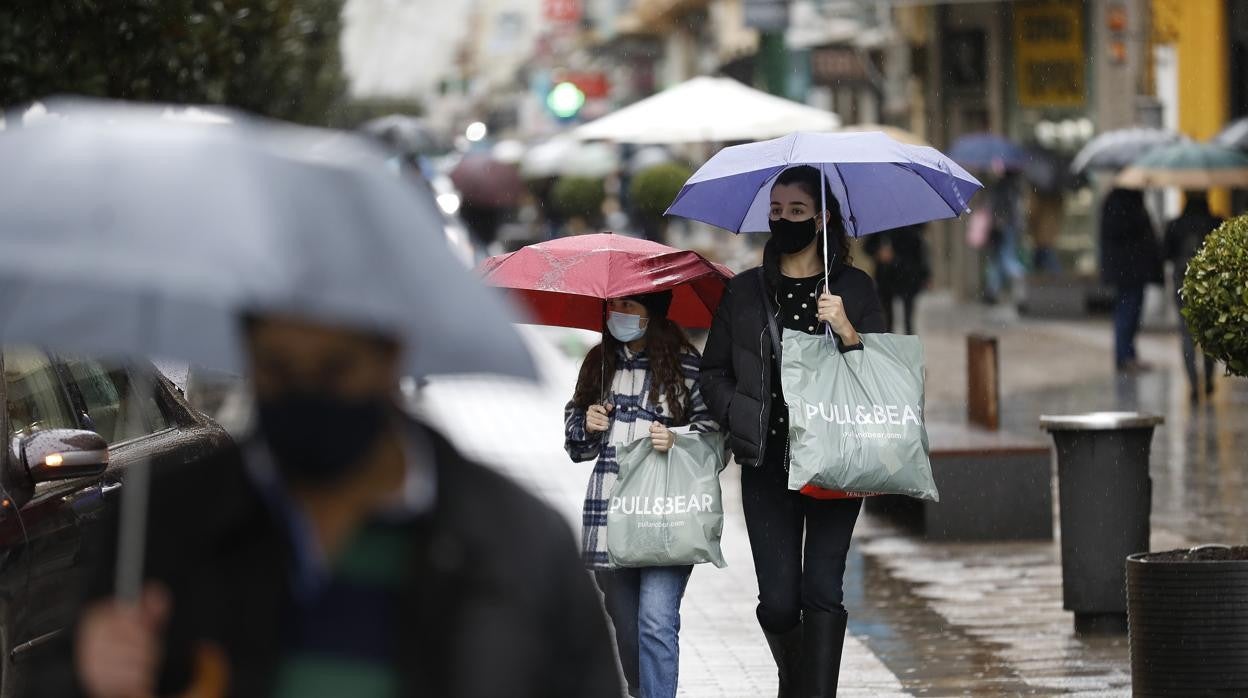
[547,82,586,118]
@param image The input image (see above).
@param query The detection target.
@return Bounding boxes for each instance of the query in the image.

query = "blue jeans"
[1114,284,1146,367]
[595,566,693,698]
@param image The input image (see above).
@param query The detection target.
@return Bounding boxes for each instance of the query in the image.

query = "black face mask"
[257,391,392,486]
[769,216,819,254]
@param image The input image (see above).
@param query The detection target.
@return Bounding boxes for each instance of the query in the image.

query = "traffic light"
[546,81,586,119]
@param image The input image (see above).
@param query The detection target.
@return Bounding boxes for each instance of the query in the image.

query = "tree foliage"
[0,0,347,125]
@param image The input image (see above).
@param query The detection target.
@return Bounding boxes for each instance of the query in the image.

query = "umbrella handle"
[114,369,152,602]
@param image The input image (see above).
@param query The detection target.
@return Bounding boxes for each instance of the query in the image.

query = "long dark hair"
[572,317,696,425]
[765,165,852,291]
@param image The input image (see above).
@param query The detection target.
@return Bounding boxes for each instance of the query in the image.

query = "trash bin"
[1039,412,1164,634]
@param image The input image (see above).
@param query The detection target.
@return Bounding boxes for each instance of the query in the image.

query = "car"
[0,348,232,696]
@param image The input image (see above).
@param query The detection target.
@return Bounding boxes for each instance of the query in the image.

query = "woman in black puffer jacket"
[699,165,885,697]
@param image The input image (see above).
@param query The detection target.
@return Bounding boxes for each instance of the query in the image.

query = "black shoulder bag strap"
[757,271,783,364]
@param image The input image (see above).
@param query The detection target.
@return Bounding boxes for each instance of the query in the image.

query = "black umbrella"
[360,114,441,157]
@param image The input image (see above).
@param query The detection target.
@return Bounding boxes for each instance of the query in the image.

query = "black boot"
[799,609,847,697]
[760,616,802,697]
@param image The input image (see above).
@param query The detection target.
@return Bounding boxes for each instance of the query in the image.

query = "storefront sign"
[562,71,610,99]
[543,0,581,24]
[744,0,788,31]
[1014,0,1086,108]
[810,47,871,86]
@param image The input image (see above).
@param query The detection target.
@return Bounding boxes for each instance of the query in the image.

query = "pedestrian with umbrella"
[1099,188,1164,373]
[1163,193,1225,401]
[1111,141,1248,375]
[666,132,980,696]
[0,101,621,698]
[480,233,729,698]
[449,151,526,248]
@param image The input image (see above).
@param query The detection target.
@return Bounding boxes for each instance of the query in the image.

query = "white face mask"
[606,311,647,342]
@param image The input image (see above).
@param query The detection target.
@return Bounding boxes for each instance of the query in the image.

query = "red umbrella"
[449,152,526,208]
[478,233,733,330]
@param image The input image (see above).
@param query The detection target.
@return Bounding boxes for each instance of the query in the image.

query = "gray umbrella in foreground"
[0,99,537,598]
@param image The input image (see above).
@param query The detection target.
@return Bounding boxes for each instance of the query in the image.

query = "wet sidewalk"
[415,294,1247,696]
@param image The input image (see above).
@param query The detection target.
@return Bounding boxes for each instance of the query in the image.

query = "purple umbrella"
[664,131,982,239]
[948,133,1027,172]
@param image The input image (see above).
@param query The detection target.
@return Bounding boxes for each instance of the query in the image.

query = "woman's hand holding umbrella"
[586,403,613,433]
[817,293,858,345]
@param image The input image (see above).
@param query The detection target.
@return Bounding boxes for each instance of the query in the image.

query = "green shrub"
[1181,214,1248,376]
[552,176,605,220]
[630,163,693,219]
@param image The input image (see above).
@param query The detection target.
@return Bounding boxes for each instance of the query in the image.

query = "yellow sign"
[1014,0,1086,108]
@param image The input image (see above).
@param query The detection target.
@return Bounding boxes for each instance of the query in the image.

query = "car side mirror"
[20,429,109,483]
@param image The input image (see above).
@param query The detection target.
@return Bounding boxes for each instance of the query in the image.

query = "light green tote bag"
[781,330,938,501]
[607,429,728,568]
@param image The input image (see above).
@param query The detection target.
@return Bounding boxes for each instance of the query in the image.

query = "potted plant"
[629,163,693,242]
[1180,214,1248,376]
[552,176,606,234]
[1126,546,1248,693]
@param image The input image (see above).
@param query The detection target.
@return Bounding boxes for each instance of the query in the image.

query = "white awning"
[570,76,841,145]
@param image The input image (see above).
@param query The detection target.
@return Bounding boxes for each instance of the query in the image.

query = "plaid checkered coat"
[563,344,717,569]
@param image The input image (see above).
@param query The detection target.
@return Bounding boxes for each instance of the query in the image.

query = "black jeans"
[741,462,863,632]
[879,282,918,335]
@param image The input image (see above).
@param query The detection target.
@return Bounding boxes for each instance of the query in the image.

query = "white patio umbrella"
[570,76,841,145]
[520,137,619,178]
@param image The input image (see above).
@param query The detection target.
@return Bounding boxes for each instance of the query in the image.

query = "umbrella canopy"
[1214,117,1248,151]
[491,139,527,164]
[948,133,1027,172]
[0,99,537,600]
[449,152,526,208]
[570,76,840,144]
[1070,127,1186,174]
[628,146,678,174]
[838,123,929,146]
[478,233,732,331]
[521,137,620,179]
[664,131,982,238]
[359,113,440,156]
[1116,142,1248,189]
[0,99,536,381]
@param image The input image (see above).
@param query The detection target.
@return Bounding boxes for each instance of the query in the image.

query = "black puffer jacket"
[700,246,887,467]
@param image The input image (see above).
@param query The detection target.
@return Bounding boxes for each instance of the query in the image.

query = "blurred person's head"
[244,315,402,488]
[768,165,851,265]
[1104,187,1146,213]
[1183,191,1211,213]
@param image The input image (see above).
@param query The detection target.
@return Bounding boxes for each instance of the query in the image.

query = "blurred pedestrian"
[564,290,717,698]
[1027,189,1065,273]
[864,224,930,334]
[700,166,886,697]
[1164,191,1224,400]
[984,172,1027,304]
[73,315,621,698]
[1100,187,1164,373]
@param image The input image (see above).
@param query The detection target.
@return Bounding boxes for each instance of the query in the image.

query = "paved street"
[415,294,1247,696]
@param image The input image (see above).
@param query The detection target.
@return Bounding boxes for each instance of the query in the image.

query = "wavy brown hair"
[572,316,696,425]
